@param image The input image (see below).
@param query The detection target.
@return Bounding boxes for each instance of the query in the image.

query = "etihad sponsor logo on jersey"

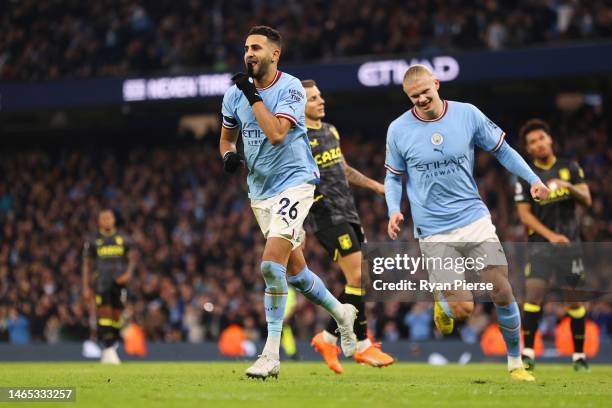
[413,154,468,174]
[97,245,125,257]
[314,147,343,167]
[242,128,266,146]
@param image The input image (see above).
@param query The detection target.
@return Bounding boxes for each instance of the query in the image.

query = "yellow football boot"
[434,301,454,335]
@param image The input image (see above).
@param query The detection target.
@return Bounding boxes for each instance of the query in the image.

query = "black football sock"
[522,303,542,351]
[98,318,116,348]
[343,286,367,342]
[568,306,586,354]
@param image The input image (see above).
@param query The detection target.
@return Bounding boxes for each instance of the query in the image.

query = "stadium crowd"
[0,101,610,346]
[1,0,611,81]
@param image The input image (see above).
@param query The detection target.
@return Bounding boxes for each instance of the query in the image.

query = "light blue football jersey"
[385,100,507,238]
[221,70,319,200]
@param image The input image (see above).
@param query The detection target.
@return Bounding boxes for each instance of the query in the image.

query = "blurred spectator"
[459,304,491,344]
[590,302,612,341]
[0,101,609,344]
[1,0,611,81]
[6,307,31,344]
[404,303,432,341]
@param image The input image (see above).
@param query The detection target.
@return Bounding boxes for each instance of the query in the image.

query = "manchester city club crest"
[431,133,444,145]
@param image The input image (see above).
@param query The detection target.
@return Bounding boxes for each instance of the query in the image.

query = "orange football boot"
[354,342,395,367]
[311,332,343,374]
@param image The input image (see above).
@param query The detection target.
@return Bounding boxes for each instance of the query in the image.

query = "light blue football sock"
[287,266,341,317]
[437,292,455,318]
[260,261,288,340]
[496,301,521,357]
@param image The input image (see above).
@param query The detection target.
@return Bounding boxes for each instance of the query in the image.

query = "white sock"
[262,335,281,359]
[523,347,535,360]
[572,352,586,362]
[330,303,347,323]
[356,338,372,353]
[508,355,523,371]
[322,330,338,345]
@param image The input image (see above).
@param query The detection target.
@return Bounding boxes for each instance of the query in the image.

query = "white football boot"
[335,304,358,357]
[245,354,280,379]
[100,346,121,365]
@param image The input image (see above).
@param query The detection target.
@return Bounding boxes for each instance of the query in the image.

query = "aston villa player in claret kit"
[301,79,394,373]
[515,118,593,372]
[82,210,137,364]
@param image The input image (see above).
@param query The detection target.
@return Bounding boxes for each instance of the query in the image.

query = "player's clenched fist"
[530,180,550,201]
[231,67,263,106]
[223,151,244,174]
[387,212,404,240]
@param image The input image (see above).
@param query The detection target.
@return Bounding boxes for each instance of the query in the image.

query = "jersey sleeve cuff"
[491,132,506,152]
[275,113,298,126]
[528,175,541,186]
[385,164,404,175]
[387,207,401,217]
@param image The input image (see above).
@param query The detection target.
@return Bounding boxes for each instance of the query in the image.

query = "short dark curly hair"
[519,118,551,147]
[247,25,282,48]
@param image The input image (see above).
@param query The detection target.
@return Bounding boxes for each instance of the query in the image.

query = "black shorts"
[525,247,585,288]
[314,222,365,261]
[95,280,125,309]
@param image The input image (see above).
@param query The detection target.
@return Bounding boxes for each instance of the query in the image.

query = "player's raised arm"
[233,69,292,145]
[250,96,294,146]
[232,29,300,146]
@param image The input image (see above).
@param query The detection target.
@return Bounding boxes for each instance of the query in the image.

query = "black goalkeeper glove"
[231,69,263,106]
[222,151,244,174]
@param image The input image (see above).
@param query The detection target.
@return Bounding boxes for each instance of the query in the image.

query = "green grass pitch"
[0,362,610,408]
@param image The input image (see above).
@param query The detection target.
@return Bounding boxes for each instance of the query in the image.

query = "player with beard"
[515,118,592,372]
[220,25,358,379]
[301,79,394,373]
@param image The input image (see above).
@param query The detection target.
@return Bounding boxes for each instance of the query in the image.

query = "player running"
[301,79,394,373]
[82,209,137,364]
[515,118,592,372]
[220,26,357,379]
[384,65,549,381]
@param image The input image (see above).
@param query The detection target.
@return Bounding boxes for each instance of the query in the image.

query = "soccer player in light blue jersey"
[219,26,358,379]
[384,65,550,382]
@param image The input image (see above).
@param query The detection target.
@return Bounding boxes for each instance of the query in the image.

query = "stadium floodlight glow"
[122,73,233,102]
[357,56,460,87]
